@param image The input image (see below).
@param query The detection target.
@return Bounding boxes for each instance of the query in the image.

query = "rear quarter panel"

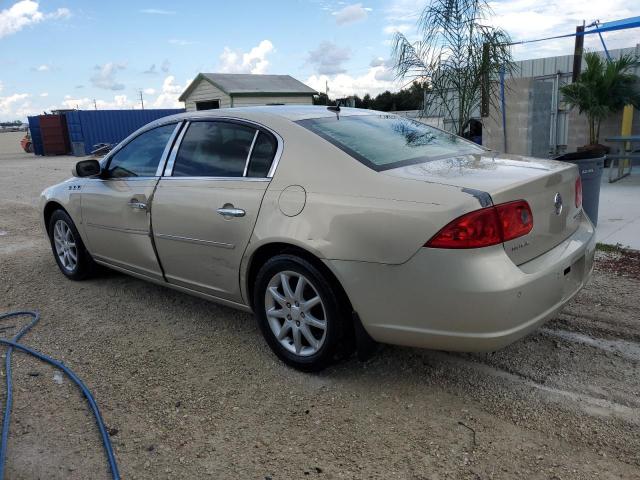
[244,115,484,264]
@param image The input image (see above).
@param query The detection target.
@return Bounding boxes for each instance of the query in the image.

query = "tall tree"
[392,0,513,135]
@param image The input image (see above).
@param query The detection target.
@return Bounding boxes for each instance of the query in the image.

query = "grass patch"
[596,242,626,253]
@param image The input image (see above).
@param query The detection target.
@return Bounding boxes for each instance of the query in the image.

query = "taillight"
[496,201,534,242]
[425,200,533,249]
[575,176,582,208]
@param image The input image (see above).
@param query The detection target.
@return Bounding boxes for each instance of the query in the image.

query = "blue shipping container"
[27,116,43,156]
[65,109,184,155]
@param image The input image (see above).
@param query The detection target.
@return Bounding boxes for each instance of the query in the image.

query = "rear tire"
[48,210,96,280]
[253,254,349,372]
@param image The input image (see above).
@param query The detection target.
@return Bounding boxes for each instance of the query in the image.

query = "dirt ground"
[0,130,639,479]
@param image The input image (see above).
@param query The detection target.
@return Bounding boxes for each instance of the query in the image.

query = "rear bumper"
[327,212,596,352]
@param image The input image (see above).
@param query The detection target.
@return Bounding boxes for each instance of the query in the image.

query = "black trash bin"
[555,152,605,226]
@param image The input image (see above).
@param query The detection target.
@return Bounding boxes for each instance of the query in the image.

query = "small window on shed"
[195,100,220,111]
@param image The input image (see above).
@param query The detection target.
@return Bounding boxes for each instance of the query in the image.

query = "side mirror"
[72,159,101,177]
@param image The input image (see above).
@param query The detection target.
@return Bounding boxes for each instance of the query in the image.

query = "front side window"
[172,121,256,177]
[106,123,177,178]
[297,114,484,171]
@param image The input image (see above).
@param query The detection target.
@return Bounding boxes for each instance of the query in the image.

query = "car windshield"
[297,114,484,171]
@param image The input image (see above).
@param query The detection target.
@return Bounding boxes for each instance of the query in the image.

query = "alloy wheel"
[264,270,328,357]
[53,219,78,272]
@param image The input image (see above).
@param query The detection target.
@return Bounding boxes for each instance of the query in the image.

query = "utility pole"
[138,90,145,110]
[325,80,329,105]
[572,22,585,83]
[480,42,490,117]
[93,99,97,110]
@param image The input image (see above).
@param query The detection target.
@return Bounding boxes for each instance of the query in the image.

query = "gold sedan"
[40,106,595,371]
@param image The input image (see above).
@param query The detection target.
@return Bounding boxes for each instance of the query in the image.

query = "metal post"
[499,66,507,152]
[572,24,585,83]
[481,42,490,117]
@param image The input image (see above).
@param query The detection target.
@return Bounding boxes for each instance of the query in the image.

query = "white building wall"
[184,80,231,111]
[231,95,314,107]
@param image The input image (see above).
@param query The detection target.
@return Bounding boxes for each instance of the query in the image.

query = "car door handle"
[217,207,246,218]
[128,199,148,211]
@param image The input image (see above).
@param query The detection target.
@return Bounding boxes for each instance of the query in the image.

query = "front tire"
[253,254,348,372]
[48,209,95,280]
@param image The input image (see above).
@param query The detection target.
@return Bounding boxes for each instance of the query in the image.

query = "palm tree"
[392,0,514,136]
[560,52,640,146]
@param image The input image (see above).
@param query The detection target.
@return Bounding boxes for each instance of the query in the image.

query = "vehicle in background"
[20,131,33,153]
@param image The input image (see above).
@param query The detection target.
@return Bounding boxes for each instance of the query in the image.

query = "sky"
[0,0,639,120]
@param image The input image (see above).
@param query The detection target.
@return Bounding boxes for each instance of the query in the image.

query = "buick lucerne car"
[40,106,596,371]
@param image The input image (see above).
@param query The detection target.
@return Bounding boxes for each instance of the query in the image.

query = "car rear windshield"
[297,114,484,171]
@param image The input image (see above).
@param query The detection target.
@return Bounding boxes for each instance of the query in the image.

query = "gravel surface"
[1,134,639,479]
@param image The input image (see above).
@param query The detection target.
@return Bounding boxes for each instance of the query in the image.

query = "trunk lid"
[383,152,582,265]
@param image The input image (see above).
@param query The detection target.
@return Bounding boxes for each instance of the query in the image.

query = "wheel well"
[246,243,354,315]
[43,201,66,234]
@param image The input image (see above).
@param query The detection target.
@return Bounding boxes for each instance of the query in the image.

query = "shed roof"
[178,73,317,101]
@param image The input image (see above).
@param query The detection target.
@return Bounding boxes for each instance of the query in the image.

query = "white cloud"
[307,41,351,75]
[152,75,190,108]
[40,92,48,97]
[34,64,50,72]
[385,0,426,23]
[383,24,411,35]
[0,1,70,39]
[139,9,175,15]
[61,94,132,110]
[90,62,126,91]
[488,0,640,59]
[0,92,30,119]
[333,3,370,25]
[143,88,156,95]
[219,40,274,74]
[306,66,397,98]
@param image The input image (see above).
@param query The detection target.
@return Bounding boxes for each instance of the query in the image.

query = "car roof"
[153,105,378,127]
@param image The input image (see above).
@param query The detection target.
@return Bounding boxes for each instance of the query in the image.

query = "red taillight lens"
[495,200,533,242]
[575,176,582,208]
[425,200,533,249]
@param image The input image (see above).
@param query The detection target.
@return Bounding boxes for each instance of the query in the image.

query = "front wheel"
[48,210,96,280]
[253,254,349,371]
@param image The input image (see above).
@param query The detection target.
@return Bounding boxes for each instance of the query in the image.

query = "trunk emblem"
[553,192,563,215]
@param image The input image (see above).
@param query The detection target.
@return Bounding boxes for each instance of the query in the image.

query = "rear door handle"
[128,199,148,211]
[217,207,246,218]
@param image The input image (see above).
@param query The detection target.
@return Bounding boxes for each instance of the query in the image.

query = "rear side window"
[106,123,177,178]
[246,132,277,177]
[297,114,483,171]
[172,121,256,177]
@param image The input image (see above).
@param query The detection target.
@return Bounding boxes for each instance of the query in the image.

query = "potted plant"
[560,52,640,157]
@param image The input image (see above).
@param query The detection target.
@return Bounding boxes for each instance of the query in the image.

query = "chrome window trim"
[91,177,159,182]
[243,130,260,177]
[155,122,184,176]
[163,116,283,180]
[163,121,190,176]
[159,176,270,182]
